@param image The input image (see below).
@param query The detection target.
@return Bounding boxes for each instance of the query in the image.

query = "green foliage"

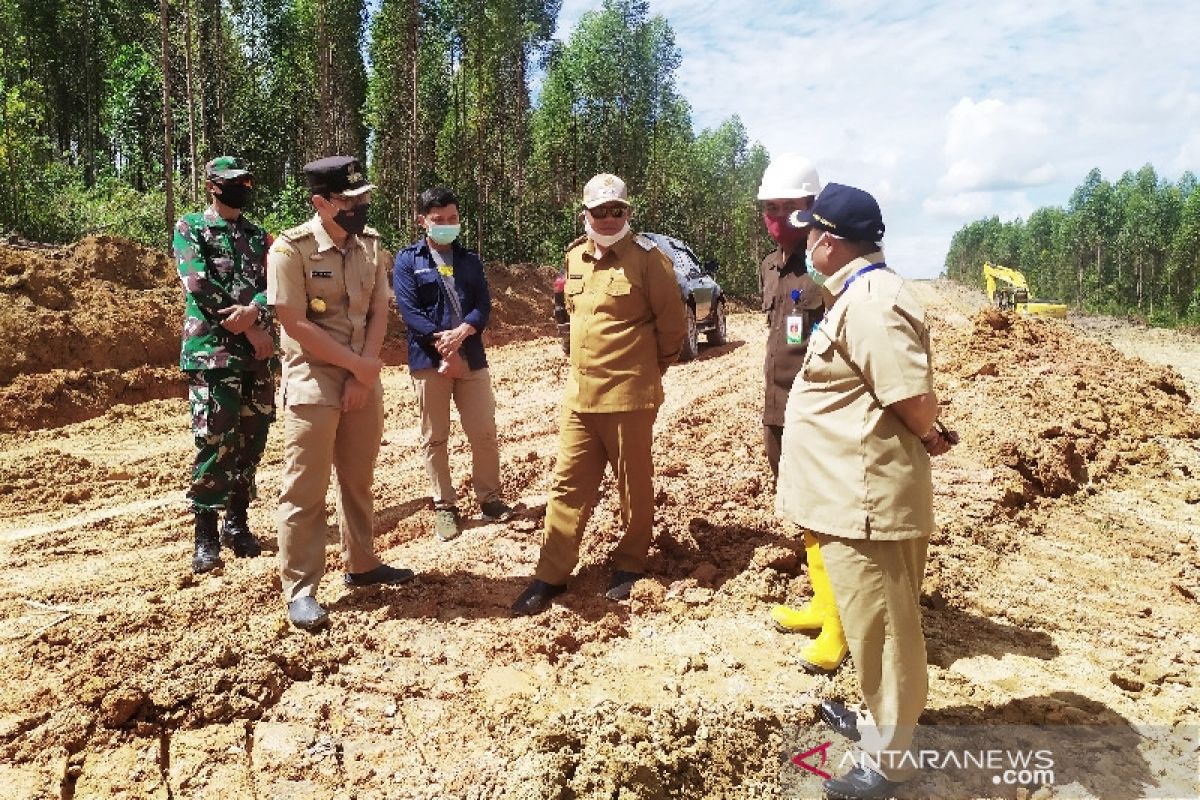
[946,167,1200,326]
[2,0,770,299]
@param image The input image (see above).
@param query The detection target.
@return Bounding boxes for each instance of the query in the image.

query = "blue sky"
[555,0,1200,277]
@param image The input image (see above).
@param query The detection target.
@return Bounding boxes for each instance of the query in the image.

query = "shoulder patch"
[281,223,314,242]
[634,234,657,251]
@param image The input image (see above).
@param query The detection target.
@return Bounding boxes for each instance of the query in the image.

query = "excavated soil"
[0,250,1198,798]
[0,239,556,432]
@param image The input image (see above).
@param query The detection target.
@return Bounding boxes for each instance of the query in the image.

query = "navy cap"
[789,183,885,243]
[302,155,376,197]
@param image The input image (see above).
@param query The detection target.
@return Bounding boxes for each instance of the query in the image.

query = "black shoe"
[344,564,416,587]
[287,596,329,631]
[605,570,643,601]
[192,510,224,574]
[822,766,902,800]
[818,700,861,742]
[511,580,566,617]
[220,495,262,558]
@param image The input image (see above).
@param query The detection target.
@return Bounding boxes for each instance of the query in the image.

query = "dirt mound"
[1,238,559,431]
[936,308,1200,507]
[381,261,558,363]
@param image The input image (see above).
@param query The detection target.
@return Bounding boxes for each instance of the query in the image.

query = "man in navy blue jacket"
[393,186,514,541]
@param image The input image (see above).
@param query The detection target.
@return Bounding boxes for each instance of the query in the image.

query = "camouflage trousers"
[186,364,277,512]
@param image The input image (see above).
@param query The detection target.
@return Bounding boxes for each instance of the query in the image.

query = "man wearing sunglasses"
[512,173,687,616]
[267,155,415,631]
[174,156,277,576]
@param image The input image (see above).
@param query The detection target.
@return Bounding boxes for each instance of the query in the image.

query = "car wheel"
[680,304,699,362]
[706,300,727,345]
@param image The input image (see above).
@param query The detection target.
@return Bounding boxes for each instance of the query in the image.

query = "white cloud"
[937,97,1058,193]
[550,0,1200,277]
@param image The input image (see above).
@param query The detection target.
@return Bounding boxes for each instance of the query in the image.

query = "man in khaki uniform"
[267,155,415,631]
[511,173,687,616]
[776,183,955,799]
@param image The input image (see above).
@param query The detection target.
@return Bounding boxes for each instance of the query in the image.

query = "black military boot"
[192,510,224,573]
[221,492,262,558]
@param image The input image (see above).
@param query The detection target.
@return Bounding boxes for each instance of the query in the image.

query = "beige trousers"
[536,407,658,584]
[277,389,384,601]
[409,366,501,509]
[816,532,929,782]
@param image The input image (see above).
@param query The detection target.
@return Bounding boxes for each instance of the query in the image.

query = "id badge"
[786,314,807,345]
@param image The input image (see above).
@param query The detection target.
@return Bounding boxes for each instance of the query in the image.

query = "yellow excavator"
[982,262,1068,318]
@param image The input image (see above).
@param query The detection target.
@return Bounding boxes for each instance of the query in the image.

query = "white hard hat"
[757,154,821,201]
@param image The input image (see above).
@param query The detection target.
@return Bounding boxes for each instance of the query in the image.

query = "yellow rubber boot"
[798,540,848,673]
[770,532,830,632]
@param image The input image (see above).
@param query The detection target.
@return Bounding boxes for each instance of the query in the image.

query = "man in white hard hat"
[756,155,847,673]
[756,153,824,481]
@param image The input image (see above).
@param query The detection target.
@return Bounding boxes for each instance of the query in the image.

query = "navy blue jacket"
[392,239,491,372]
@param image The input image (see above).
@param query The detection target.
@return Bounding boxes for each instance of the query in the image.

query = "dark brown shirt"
[759,248,825,426]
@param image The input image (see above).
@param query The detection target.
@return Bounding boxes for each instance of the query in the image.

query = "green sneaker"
[434,507,461,542]
[480,499,515,522]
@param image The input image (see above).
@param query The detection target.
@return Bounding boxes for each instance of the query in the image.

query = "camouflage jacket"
[174,206,276,371]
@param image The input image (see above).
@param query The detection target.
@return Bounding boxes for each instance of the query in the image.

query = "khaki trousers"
[410,367,501,509]
[816,532,929,782]
[277,389,384,601]
[536,407,657,584]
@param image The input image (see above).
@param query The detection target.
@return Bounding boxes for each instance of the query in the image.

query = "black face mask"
[215,182,252,210]
[334,204,369,236]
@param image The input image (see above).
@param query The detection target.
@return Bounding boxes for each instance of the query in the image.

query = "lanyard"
[840,262,887,296]
[810,262,888,338]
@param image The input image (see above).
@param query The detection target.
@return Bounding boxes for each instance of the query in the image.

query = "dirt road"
[0,244,1197,798]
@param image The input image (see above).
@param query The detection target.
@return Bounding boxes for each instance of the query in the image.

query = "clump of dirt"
[495,699,784,797]
[936,309,1200,507]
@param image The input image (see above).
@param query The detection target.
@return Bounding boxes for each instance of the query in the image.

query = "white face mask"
[806,231,831,284]
[585,219,630,247]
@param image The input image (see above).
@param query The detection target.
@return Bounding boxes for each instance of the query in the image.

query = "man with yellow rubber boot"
[758,156,847,676]
[770,532,848,674]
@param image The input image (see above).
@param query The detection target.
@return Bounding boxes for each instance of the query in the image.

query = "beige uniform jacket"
[776,253,935,540]
[265,215,392,407]
[759,248,825,426]
[562,232,687,413]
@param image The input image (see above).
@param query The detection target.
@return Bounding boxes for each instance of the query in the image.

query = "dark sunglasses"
[587,205,627,219]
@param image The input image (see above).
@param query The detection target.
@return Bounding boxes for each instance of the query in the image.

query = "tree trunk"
[407,0,418,231]
[183,0,199,203]
[160,0,176,244]
[317,0,332,154]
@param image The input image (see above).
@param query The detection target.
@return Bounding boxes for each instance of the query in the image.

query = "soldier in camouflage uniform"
[173,156,278,574]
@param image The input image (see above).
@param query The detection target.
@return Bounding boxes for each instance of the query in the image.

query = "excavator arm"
[982,262,1066,318]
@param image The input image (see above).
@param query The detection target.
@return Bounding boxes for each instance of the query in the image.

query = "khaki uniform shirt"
[266,215,392,407]
[562,232,687,413]
[759,248,824,426]
[776,253,935,540]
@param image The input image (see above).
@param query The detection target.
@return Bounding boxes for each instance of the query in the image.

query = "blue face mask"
[427,223,460,245]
